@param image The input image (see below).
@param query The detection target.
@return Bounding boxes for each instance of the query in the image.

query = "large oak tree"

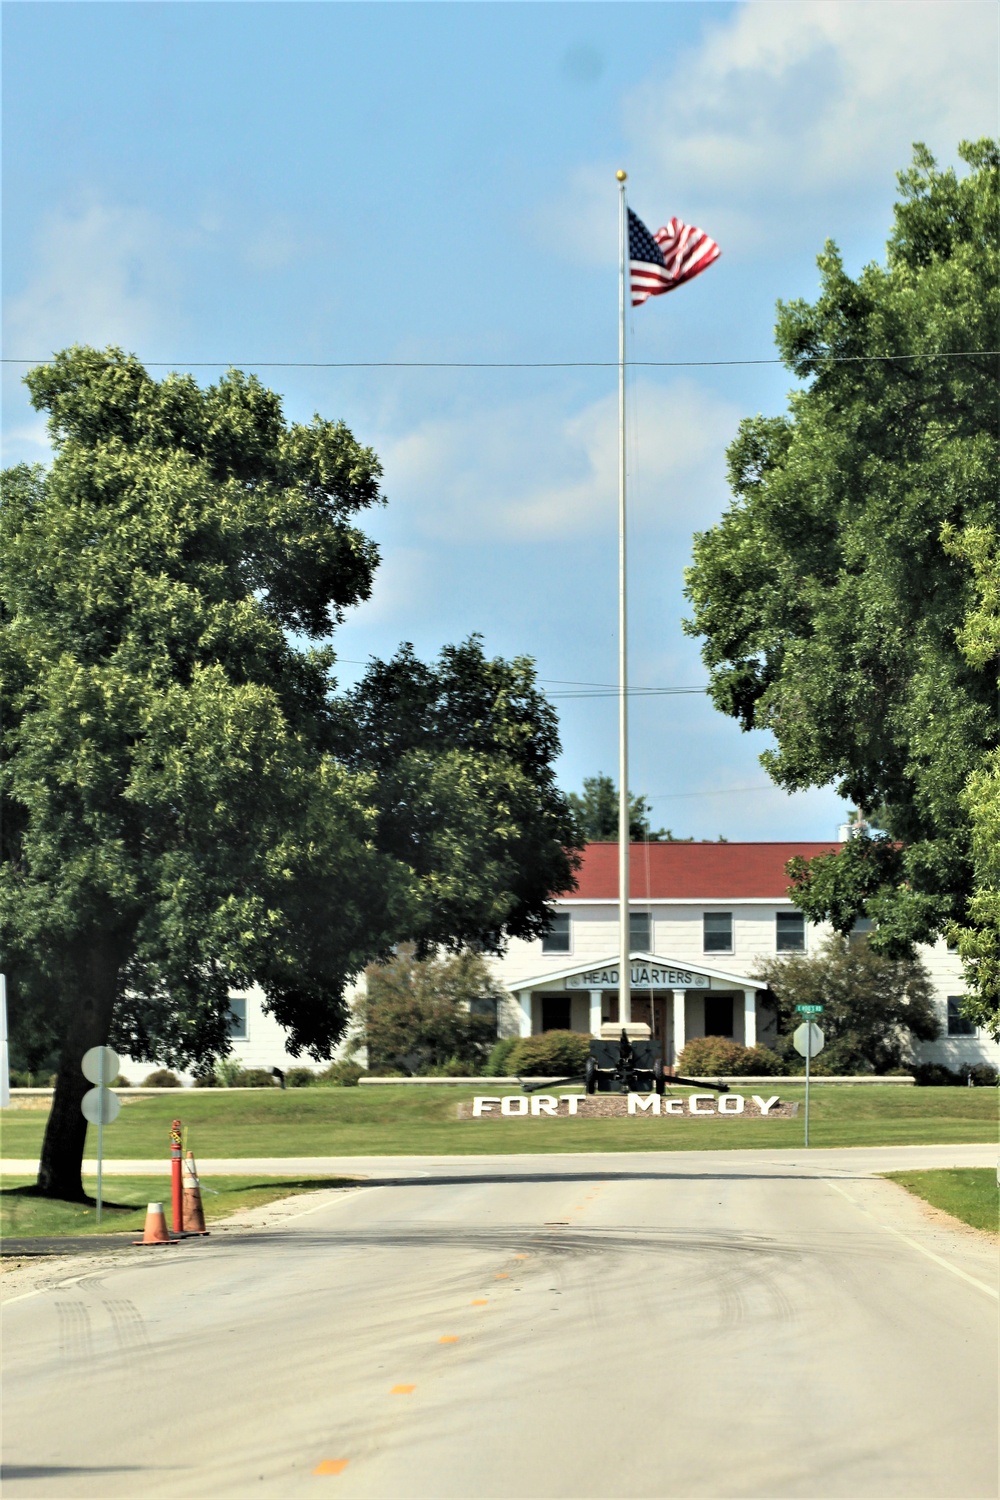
[684,141,999,1031]
[1,347,578,1197]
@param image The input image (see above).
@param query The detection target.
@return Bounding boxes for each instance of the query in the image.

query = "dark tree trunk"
[36,936,125,1201]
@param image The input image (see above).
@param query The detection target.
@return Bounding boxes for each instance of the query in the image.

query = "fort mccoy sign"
[564,964,712,989]
[468,1093,797,1119]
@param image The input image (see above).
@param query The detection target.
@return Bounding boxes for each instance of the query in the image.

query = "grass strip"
[882,1167,999,1235]
[0,1174,356,1239]
[1,1085,995,1159]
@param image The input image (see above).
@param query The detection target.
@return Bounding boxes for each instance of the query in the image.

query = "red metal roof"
[562,842,840,901]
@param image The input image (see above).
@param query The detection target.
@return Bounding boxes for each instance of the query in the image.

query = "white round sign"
[792,1022,825,1058]
[81,1086,121,1125]
[81,1046,119,1085]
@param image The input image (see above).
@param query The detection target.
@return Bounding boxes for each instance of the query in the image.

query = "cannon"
[519,1028,729,1096]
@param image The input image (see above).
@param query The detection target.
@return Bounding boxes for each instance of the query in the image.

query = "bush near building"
[356,947,506,1075]
[754,936,939,1074]
[678,1039,783,1076]
[507,1031,590,1076]
[143,1069,182,1088]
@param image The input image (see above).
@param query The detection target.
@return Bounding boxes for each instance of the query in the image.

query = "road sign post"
[792,1022,825,1148]
[81,1045,120,1222]
[170,1119,183,1233]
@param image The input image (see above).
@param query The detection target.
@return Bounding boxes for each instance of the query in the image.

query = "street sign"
[795,1004,824,1015]
[793,1023,824,1057]
[82,1045,119,1084]
[81,1086,122,1125]
[80,1046,120,1222]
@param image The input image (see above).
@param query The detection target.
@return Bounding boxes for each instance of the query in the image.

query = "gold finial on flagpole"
[616,169,627,181]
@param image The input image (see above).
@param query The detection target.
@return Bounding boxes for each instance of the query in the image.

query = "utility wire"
[2,351,996,370]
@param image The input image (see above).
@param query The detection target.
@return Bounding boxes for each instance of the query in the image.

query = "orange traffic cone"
[182,1151,209,1235]
[134,1201,170,1245]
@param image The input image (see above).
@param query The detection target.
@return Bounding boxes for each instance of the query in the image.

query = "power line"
[2,351,996,370]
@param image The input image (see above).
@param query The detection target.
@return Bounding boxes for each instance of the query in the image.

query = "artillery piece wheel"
[585,1057,598,1095]
[653,1058,666,1095]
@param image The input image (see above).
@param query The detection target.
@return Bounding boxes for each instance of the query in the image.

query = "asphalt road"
[2,1147,997,1499]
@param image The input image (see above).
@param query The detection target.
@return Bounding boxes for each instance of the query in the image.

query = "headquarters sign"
[565,965,712,990]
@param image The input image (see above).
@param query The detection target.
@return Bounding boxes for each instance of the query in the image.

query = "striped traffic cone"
[182,1151,209,1235]
[134,1202,170,1245]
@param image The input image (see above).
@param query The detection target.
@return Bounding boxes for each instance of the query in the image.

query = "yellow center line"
[438,1335,459,1343]
[471,1298,488,1305]
[313,1460,349,1476]
[390,1384,415,1395]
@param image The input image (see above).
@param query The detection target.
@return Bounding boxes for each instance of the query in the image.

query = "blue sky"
[4,1,996,839]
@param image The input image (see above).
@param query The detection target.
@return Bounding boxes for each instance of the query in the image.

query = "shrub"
[358,947,507,1074]
[914,1061,999,1087]
[678,1038,783,1076]
[316,1060,365,1087]
[486,1037,519,1076]
[969,1064,999,1087]
[110,1073,131,1088]
[143,1069,181,1087]
[754,937,939,1074]
[285,1067,318,1088]
[507,1030,590,1076]
[213,1057,244,1087]
[193,1072,219,1088]
[233,1068,277,1088]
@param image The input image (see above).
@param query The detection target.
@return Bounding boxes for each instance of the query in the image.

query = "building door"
[541,994,572,1032]
[629,995,668,1057]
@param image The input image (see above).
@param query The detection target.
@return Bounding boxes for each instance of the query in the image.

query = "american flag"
[629,209,720,306]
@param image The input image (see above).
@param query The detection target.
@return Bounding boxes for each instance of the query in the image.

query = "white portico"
[507,952,768,1067]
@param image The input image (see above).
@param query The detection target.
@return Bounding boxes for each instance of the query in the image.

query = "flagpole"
[616,168,631,1030]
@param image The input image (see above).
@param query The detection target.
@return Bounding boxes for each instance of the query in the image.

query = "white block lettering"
[531,1094,558,1116]
[628,1093,661,1115]
[501,1095,529,1116]
[663,1097,684,1114]
[688,1094,717,1115]
[718,1094,745,1114]
[560,1094,584,1115]
[473,1096,500,1117]
[753,1095,781,1116]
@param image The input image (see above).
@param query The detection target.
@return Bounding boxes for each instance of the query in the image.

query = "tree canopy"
[753,937,939,1075]
[1,347,578,1195]
[566,773,727,844]
[355,947,505,1075]
[684,140,999,1031]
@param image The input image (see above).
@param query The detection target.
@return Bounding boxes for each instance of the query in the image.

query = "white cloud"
[382,379,740,542]
[551,1,998,259]
[3,202,180,359]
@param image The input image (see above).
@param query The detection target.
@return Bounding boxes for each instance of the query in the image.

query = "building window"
[849,917,874,945]
[704,995,734,1037]
[541,994,572,1032]
[703,912,733,953]
[776,911,806,952]
[228,998,248,1039]
[470,996,498,1036]
[947,997,976,1037]
[629,911,651,951]
[541,912,571,954]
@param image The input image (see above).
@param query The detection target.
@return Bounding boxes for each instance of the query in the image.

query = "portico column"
[743,990,757,1048]
[671,989,686,1069]
[518,992,533,1039]
[589,990,603,1037]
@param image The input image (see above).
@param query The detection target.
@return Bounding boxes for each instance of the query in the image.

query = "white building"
[486,841,997,1074]
[122,840,997,1081]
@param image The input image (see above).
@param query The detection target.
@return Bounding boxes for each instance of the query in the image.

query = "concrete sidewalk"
[3,1141,997,1177]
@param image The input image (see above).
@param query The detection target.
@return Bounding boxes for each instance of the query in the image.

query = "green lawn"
[883,1168,999,1235]
[1,1084,995,1158]
[0,1174,356,1239]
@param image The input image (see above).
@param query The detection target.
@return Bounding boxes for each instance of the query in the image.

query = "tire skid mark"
[55,1300,94,1363]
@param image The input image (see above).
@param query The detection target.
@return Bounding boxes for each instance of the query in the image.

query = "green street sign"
[795,1004,824,1014]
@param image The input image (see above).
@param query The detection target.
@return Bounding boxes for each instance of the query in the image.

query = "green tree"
[753,937,940,1074]
[1,347,578,1198]
[684,140,999,1031]
[356,947,505,1074]
[567,773,682,842]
